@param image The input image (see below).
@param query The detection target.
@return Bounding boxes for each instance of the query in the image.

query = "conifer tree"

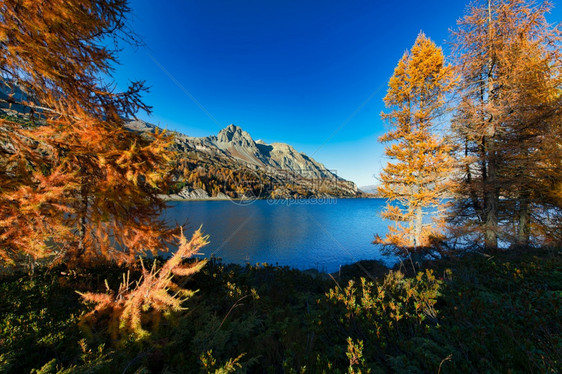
[0,0,176,265]
[375,33,456,257]
[451,0,562,248]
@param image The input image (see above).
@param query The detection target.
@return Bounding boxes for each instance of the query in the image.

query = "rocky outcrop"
[162,187,231,201]
[177,187,209,200]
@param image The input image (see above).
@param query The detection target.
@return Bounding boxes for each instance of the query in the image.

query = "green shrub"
[0,248,560,373]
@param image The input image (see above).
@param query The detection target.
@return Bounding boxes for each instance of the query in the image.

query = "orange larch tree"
[496,1,562,245]
[450,0,562,248]
[375,32,456,257]
[0,0,177,266]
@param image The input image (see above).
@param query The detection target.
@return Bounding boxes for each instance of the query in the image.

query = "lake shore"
[159,194,378,202]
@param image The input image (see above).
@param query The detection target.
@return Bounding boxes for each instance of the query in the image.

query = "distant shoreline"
[159,194,379,202]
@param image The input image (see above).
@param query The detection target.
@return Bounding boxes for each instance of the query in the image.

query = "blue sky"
[111,0,560,187]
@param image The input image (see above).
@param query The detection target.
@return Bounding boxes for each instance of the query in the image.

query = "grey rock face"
[215,192,229,199]
[217,124,253,146]
[177,187,209,200]
[213,124,269,166]
[208,124,340,179]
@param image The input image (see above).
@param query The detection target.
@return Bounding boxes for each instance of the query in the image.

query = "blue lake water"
[163,198,396,273]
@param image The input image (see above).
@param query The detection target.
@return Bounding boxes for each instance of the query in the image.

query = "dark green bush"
[0,248,560,373]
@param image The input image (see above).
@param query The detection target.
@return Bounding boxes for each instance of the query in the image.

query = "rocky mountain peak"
[217,124,254,147]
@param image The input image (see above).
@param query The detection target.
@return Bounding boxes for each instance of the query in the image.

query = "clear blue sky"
[111,0,561,187]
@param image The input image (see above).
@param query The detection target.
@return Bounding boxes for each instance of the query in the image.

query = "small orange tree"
[0,0,176,265]
[375,32,456,256]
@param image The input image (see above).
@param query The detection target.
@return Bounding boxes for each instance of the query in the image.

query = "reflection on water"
[163,198,396,273]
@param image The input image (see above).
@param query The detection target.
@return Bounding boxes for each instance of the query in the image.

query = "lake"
[163,198,396,273]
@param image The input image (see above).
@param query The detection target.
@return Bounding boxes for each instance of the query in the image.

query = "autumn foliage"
[78,228,208,342]
[377,1,561,252]
[0,0,177,266]
[450,0,562,248]
[375,32,456,256]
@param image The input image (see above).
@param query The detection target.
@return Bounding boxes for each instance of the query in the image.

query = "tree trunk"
[77,180,88,259]
[484,139,498,250]
[483,0,498,251]
[414,205,423,249]
[466,138,480,214]
[517,193,530,246]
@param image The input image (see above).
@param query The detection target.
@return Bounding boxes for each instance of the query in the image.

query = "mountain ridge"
[126,120,359,200]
